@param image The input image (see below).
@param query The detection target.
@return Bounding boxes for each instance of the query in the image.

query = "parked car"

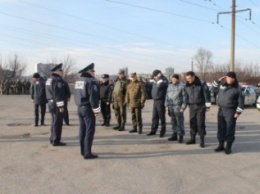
[256,96,260,111]
[241,85,257,106]
[207,83,217,104]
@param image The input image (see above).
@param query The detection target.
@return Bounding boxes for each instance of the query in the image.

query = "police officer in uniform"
[99,74,113,127]
[112,69,128,131]
[125,72,147,134]
[185,71,211,148]
[31,73,47,127]
[212,72,244,154]
[45,63,66,146]
[74,63,100,159]
[147,70,168,137]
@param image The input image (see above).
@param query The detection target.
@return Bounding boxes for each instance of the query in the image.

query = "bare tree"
[5,54,26,79]
[194,48,213,79]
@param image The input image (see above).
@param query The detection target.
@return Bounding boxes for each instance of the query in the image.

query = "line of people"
[31,62,245,160]
[0,79,31,95]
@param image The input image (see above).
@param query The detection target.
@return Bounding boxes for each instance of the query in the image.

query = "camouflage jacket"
[165,82,187,109]
[125,80,146,108]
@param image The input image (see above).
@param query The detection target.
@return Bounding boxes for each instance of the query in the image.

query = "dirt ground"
[0,95,259,194]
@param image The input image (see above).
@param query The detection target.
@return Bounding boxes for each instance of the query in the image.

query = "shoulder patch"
[75,81,85,89]
[57,82,62,88]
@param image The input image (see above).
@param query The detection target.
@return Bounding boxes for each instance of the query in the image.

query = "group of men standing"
[0,79,31,95]
[98,68,244,156]
[30,62,245,160]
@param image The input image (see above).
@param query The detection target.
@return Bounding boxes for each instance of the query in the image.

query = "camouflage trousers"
[114,101,126,125]
[169,106,185,136]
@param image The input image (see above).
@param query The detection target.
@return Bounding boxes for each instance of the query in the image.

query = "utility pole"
[191,58,194,71]
[217,1,251,71]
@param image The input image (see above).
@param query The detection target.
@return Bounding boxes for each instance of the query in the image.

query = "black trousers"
[217,107,237,143]
[34,103,46,126]
[48,102,63,143]
[63,101,69,125]
[101,100,111,121]
[78,106,96,157]
[189,104,206,136]
[151,100,166,132]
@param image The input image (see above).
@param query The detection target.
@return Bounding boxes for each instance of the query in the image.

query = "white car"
[256,96,260,111]
[241,85,257,106]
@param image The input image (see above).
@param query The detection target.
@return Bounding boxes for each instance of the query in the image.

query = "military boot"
[129,128,137,133]
[225,142,233,155]
[101,120,106,126]
[178,136,183,143]
[214,141,225,152]
[138,127,142,134]
[118,124,125,131]
[159,129,166,138]
[186,134,196,145]
[168,132,178,141]
[113,123,121,130]
[200,136,205,148]
[105,119,110,127]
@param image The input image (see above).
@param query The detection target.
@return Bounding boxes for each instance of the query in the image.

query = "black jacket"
[31,78,47,105]
[185,76,211,106]
[100,81,113,102]
[212,80,244,114]
[151,76,168,101]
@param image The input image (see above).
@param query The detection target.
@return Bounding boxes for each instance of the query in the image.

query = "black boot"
[214,141,225,152]
[200,136,205,148]
[159,130,166,138]
[186,134,196,145]
[113,124,121,130]
[105,120,110,127]
[118,124,125,131]
[129,128,137,133]
[178,136,183,143]
[138,127,142,134]
[147,131,156,136]
[168,132,178,141]
[101,120,106,126]
[225,142,233,155]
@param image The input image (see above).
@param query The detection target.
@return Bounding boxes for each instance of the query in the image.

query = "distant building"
[36,63,56,78]
[165,67,175,78]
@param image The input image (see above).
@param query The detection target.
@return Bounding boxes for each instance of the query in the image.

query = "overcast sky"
[0,0,260,75]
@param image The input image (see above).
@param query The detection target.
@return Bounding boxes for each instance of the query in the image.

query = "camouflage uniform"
[112,75,128,131]
[125,75,146,133]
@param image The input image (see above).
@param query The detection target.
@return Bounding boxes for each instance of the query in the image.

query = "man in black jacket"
[212,72,244,154]
[99,74,113,127]
[185,71,211,147]
[147,70,168,137]
[31,73,47,127]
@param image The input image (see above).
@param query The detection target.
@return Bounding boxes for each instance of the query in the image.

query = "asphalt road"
[0,95,259,194]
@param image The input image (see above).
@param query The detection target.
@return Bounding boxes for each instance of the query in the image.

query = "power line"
[179,0,219,12]
[104,0,215,24]
[18,0,173,45]
[249,0,260,10]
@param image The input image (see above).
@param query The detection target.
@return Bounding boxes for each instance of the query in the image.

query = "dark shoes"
[214,141,225,152]
[186,135,196,145]
[113,124,121,130]
[101,120,106,126]
[168,133,178,141]
[52,142,66,146]
[225,142,233,155]
[200,136,205,148]
[129,129,137,133]
[178,136,183,143]
[84,154,98,160]
[118,125,125,131]
[146,131,156,136]
[159,130,166,138]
